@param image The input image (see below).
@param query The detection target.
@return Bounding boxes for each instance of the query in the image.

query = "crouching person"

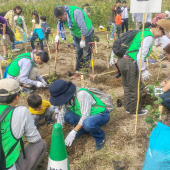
[0,79,46,170]
[49,79,110,150]
[6,51,49,94]
[27,94,55,127]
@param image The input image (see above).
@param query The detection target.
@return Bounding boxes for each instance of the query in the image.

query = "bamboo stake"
[159,105,163,120]
[157,61,162,82]
[81,74,84,87]
[135,13,146,134]
[0,64,2,79]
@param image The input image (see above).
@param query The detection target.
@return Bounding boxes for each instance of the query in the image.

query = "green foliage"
[145,84,163,138]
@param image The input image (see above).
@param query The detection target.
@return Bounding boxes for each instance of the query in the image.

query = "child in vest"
[40,15,51,46]
[31,11,44,52]
[115,9,123,38]
[27,94,56,127]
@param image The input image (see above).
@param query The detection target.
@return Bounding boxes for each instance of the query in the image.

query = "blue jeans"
[74,31,94,72]
[122,18,129,33]
[110,23,116,39]
[159,90,170,111]
[64,109,110,144]
[11,43,15,49]
[31,32,43,51]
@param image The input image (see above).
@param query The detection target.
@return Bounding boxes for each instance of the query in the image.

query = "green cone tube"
[47,123,70,170]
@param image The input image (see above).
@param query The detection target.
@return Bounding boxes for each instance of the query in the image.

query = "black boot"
[115,72,121,79]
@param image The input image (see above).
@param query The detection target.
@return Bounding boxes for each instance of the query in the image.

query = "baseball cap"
[156,19,170,38]
[0,79,21,96]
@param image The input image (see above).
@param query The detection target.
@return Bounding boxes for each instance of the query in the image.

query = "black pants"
[122,18,128,33]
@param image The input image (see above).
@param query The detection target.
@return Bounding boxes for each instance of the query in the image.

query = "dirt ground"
[1,32,170,170]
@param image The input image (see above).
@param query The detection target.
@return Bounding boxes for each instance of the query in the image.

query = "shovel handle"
[88,42,95,53]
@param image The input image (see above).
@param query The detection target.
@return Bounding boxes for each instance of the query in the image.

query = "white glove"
[55,35,60,43]
[65,129,77,146]
[80,40,86,48]
[36,81,46,88]
[142,70,150,81]
[31,32,33,36]
[41,78,47,86]
[2,35,6,40]
[154,87,164,97]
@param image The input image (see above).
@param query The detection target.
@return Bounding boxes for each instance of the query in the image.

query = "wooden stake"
[135,13,146,134]
[159,105,163,120]
[54,41,59,75]
[157,61,162,82]
[95,41,97,54]
[0,64,2,79]
[81,74,84,87]
[73,49,76,70]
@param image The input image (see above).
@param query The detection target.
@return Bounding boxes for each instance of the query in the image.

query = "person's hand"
[80,40,86,48]
[36,81,46,88]
[2,35,6,40]
[31,32,33,36]
[142,70,150,81]
[55,35,60,43]
[65,129,77,146]
[122,20,124,22]
[41,78,47,86]
[154,87,164,97]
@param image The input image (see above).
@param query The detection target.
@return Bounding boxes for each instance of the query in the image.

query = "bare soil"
[1,32,170,170]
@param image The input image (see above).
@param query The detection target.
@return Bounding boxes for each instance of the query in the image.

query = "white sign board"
[130,0,162,13]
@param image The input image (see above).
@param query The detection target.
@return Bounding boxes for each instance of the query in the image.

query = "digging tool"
[90,70,117,82]
[89,42,95,81]
[54,41,59,76]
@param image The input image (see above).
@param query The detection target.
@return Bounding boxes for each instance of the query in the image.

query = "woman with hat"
[49,79,110,150]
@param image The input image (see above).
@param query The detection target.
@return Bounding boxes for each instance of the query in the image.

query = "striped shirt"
[57,8,94,37]
[57,89,96,126]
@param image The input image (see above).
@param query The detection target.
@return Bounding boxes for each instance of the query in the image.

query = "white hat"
[165,10,170,15]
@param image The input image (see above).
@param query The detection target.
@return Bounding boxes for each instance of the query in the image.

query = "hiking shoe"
[95,140,105,150]
[32,49,37,53]
[133,109,148,116]
[115,73,121,79]
[46,119,55,125]
[22,87,35,94]
[126,110,130,113]
[11,48,20,52]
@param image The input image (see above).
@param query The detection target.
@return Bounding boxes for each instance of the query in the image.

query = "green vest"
[8,53,34,77]
[127,28,153,61]
[69,88,106,117]
[63,6,93,38]
[0,105,21,168]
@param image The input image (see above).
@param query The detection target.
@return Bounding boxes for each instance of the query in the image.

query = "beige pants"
[1,34,13,46]
[17,67,38,87]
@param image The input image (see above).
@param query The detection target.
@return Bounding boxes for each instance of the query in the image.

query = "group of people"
[0,5,51,59]
[1,2,170,170]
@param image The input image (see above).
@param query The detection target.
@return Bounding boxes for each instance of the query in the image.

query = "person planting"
[27,94,56,127]
[117,20,170,115]
[6,51,49,94]
[49,79,110,150]
[53,6,94,77]
[0,78,46,170]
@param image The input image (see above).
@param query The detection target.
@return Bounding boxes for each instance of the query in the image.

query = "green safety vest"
[0,105,21,168]
[7,52,34,77]
[63,6,93,38]
[127,28,153,61]
[69,88,106,117]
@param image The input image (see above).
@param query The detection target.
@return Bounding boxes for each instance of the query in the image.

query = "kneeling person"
[0,79,46,170]
[49,79,110,150]
[6,51,49,93]
[27,94,55,127]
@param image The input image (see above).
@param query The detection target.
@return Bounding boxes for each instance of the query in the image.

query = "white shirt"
[7,106,41,170]
[121,6,129,19]
[154,35,170,49]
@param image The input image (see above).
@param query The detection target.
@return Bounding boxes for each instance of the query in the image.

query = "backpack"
[112,30,139,58]
[0,11,8,17]
[42,22,51,34]
[85,88,114,112]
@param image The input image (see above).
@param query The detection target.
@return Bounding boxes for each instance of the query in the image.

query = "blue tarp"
[143,122,170,170]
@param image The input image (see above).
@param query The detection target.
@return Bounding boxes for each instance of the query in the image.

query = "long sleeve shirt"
[57,89,96,126]
[57,8,94,37]
[121,6,129,19]
[4,10,15,29]
[137,36,153,71]
[8,106,41,170]
[115,14,123,25]
[7,53,42,86]
[154,34,170,49]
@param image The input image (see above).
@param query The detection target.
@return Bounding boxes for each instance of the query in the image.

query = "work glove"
[55,35,60,43]
[65,129,77,146]
[80,40,86,48]
[141,70,150,81]
[109,51,118,67]
[40,78,47,86]
[31,32,33,36]
[154,87,164,97]
[2,35,6,40]
[36,81,46,88]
